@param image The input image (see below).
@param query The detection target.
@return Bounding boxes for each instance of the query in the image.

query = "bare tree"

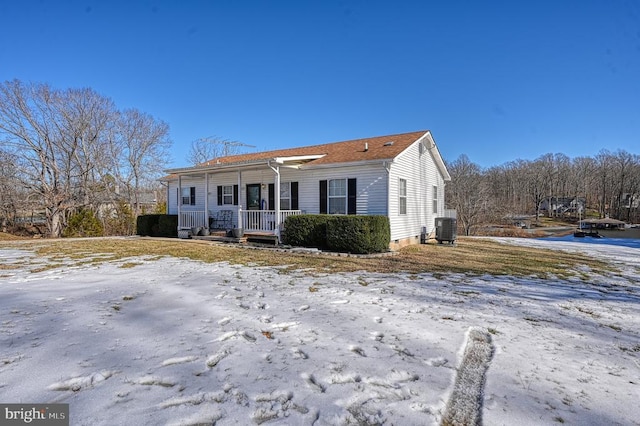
[186,136,253,165]
[0,80,106,236]
[0,80,171,236]
[446,155,489,235]
[0,149,21,230]
[111,108,171,215]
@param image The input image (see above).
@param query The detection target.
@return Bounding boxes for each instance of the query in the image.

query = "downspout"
[383,160,392,217]
[383,160,394,244]
[268,161,281,239]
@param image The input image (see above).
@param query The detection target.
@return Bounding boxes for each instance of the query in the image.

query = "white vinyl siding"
[388,138,445,242]
[290,164,388,216]
[167,178,206,214]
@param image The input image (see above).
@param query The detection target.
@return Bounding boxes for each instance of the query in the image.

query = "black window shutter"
[291,182,299,210]
[319,180,327,214]
[233,185,239,205]
[268,184,275,210]
[347,178,357,215]
[190,187,196,205]
[217,186,222,205]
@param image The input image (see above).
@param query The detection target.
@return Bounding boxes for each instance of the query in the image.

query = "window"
[320,178,355,215]
[399,179,407,215]
[280,182,291,210]
[181,187,195,205]
[217,185,238,206]
[328,179,347,214]
[432,185,438,214]
[222,185,234,205]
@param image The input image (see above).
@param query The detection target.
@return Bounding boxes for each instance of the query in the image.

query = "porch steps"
[192,230,246,244]
[192,235,247,244]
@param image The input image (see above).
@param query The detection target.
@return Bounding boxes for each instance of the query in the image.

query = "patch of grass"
[576,306,601,318]
[0,264,21,270]
[119,262,143,269]
[30,263,67,273]
[0,232,28,241]
[0,236,616,278]
[454,290,480,296]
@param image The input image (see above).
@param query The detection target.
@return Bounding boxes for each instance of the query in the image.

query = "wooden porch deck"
[192,230,279,245]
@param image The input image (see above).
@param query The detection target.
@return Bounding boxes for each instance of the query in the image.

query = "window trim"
[222,185,234,205]
[399,178,407,215]
[328,178,347,215]
[280,181,291,210]
[181,186,195,206]
[432,185,438,214]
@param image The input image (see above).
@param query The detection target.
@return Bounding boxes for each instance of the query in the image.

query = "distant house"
[163,130,451,249]
[540,197,585,217]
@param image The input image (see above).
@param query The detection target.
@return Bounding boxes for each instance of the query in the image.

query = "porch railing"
[179,209,303,233]
[242,210,303,232]
[179,211,206,229]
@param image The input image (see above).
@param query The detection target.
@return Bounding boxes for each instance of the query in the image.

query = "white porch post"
[274,166,281,237]
[177,175,182,229]
[268,161,281,237]
[204,172,209,229]
[237,171,243,229]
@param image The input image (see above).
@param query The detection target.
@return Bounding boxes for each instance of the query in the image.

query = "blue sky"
[1,0,638,169]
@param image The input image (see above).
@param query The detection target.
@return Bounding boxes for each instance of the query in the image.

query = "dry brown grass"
[0,236,613,278]
[0,232,29,241]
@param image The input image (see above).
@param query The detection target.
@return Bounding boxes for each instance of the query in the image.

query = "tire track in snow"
[441,327,493,426]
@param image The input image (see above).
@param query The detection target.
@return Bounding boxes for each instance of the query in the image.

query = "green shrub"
[136,214,160,236]
[157,215,178,237]
[63,208,104,238]
[282,214,330,249]
[326,215,390,254]
[283,214,390,253]
[136,214,177,237]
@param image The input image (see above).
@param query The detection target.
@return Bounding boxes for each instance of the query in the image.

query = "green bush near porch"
[137,214,178,238]
[282,214,330,249]
[283,214,390,254]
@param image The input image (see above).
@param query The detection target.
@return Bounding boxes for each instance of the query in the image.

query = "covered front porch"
[168,154,318,241]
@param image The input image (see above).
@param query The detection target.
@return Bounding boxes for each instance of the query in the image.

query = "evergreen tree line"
[446,151,640,236]
[0,80,171,237]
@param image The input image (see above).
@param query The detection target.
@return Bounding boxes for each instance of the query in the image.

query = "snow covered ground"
[1,238,639,425]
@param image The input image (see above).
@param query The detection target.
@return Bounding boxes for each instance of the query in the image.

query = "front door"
[246,184,261,210]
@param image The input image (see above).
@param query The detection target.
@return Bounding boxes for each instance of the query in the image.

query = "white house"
[164,130,451,249]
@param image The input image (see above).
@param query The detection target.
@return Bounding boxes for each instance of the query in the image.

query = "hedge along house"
[163,130,452,250]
